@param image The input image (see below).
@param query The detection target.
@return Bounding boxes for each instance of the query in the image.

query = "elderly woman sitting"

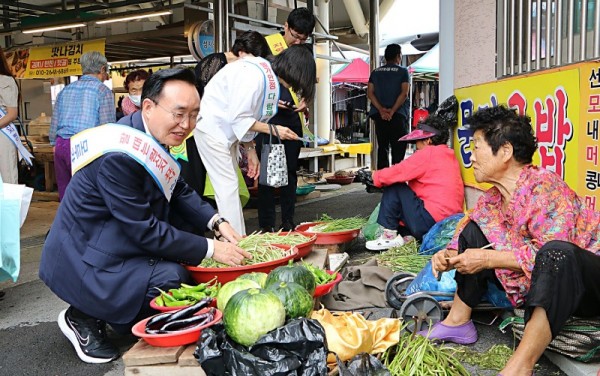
[421,106,600,376]
[365,115,464,251]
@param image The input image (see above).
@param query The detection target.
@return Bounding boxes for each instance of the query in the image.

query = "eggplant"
[163,298,211,324]
[145,312,174,331]
[159,311,213,332]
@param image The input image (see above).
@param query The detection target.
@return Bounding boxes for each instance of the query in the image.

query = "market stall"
[408,43,440,128]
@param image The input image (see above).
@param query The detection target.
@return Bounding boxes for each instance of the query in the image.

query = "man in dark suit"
[39,68,250,364]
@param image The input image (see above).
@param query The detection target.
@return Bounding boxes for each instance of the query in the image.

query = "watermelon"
[265,262,317,295]
[216,279,260,312]
[223,288,286,347]
[267,281,313,319]
[237,272,268,288]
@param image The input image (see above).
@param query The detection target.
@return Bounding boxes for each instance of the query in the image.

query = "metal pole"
[567,0,574,63]
[594,0,600,57]
[556,0,563,65]
[214,0,225,52]
[527,0,532,71]
[369,0,379,170]
[580,0,587,60]
[536,0,542,69]
[518,0,524,72]
[224,0,231,51]
[545,0,552,67]
[504,0,515,74]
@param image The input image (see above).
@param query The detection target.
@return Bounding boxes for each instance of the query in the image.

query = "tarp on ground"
[332,58,370,84]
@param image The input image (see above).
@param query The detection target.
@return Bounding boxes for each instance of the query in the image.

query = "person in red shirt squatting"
[365,115,465,251]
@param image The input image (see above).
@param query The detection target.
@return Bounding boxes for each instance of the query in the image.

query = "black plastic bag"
[434,95,459,128]
[194,318,328,376]
[336,353,391,376]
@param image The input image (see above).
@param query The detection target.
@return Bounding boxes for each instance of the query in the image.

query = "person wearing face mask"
[121,69,149,116]
[49,51,115,201]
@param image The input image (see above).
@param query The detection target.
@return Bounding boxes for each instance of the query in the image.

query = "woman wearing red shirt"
[366,115,465,250]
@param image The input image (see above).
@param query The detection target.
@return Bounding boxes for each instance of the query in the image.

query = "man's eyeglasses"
[289,28,309,43]
[154,101,198,125]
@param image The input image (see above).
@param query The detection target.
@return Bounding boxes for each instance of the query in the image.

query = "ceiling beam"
[2,2,59,14]
[0,5,42,16]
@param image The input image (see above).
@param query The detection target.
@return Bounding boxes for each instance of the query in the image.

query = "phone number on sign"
[33,68,70,76]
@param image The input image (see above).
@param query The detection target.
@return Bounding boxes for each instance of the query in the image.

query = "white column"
[315,0,331,142]
[439,0,455,101]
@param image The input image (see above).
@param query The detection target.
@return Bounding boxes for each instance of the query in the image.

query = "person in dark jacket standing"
[367,44,410,170]
[39,68,250,364]
[257,7,316,232]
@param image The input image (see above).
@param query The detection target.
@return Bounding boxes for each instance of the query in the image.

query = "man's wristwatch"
[213,217,229,231]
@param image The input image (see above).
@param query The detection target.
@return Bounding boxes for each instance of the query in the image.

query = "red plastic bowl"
[132,307,222,347]
[295,222,361,245]
[150,295,217,312]
[271,231,317,260]
[325,176,354,185]
[313,270,342,297]
[185,245,298,285]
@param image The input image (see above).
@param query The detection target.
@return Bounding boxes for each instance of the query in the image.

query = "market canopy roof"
[409,43,439,81]
[332,58,370,84]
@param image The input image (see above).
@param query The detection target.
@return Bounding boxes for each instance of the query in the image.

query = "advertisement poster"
[3,39,105,79]
[454,64,599,210]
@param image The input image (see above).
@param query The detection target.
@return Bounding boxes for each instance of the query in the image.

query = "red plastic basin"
[185,245,298,285]
[295,222,361,245]
[132,307,222,347]
[271,231,317,260]
[313,270,342,297]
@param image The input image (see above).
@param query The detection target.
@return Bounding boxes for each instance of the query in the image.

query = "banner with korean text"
[3,39,105,79]
[454,63,599,210]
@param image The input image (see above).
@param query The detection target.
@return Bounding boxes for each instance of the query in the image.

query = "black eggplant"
[159,311,214,332]
[163,298,211,324]
[145,312,174,331]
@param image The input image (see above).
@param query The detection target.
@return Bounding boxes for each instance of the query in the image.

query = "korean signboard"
[454,62,599,210]
[3,39,105,79]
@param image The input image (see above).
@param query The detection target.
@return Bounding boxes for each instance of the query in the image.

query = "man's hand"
[246,149,260,179]
[217,222,243,243]
[381,108,393,121]
[212,240,252,266]
[294,98,308,113]
[447,248,491,275]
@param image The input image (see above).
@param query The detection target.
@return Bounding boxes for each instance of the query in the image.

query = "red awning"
[332,58,370,84]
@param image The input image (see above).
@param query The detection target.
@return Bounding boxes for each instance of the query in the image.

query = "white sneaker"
[365,235,405,251]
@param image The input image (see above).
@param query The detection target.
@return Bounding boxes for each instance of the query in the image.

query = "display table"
[31,143,56,193]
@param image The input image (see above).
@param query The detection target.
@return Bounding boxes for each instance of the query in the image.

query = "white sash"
[0,108,34,166]
[246,58,280,123]
[71,124,180,201]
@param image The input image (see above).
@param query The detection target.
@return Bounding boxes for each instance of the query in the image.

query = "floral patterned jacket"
[448,165,600,307]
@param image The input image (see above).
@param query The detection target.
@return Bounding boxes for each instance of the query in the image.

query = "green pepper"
[169,289,187,300]
[155,287,177,303]
[164,299,194,307]
[180,283,206,292]
[184,291,208,301]
[154,296,165,307]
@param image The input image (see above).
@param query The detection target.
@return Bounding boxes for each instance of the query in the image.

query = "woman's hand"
[294,98,308,113]
[211,240,252,266]
[246,149,260,179]
[275,125,300,140]
[431,249,458,278]
[447,248,491,275]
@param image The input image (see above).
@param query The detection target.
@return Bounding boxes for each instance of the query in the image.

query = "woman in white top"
[195,45,315,234]
[0,46,20,184]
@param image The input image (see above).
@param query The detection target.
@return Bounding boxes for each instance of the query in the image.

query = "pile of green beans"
[237,231,313,248]
[309,214,367,233]
[382,331,469,375]
[377,241,432,274]
[451,344,513,371]
[199,244,286,268]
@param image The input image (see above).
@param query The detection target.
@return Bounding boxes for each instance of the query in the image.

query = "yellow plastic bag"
[311,308,400,364]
